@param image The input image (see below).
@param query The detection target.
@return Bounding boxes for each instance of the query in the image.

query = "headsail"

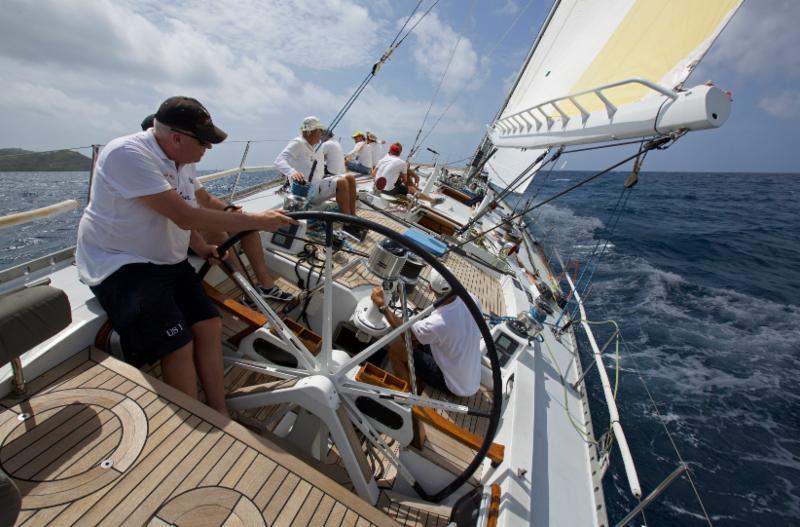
[485,0,743,191]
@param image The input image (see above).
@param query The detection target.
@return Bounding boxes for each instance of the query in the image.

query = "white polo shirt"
[411,294,483,397]
[321,139,346,175]
[275,136,324,183]
[375,154,407,188]
[368,142,383,168]
[76,131,199,286]
[356,142,373,168]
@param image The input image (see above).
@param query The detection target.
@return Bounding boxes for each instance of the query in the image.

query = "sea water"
[510,170,799,526]
[0,170,797,525]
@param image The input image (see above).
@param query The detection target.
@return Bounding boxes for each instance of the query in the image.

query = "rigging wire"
[451,137,672,253]
[324,0,439,139]
[408,0,477,160]
[411,0,538,154]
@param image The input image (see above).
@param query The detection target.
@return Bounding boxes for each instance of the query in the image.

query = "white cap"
[366,131,378,141]
[301,116,325,132]
[428,269,452,295]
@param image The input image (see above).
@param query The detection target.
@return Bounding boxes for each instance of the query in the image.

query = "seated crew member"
[345,131,371,175]
[374,143,442,204]
[142,114,293,303]
[365,132,384,174]
[77,96,297,415]
[370,269,482,397]
[275,117,362,238]
[320,129,348,177]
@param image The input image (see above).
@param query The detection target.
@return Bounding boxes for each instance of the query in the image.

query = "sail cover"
[485,0,742,192]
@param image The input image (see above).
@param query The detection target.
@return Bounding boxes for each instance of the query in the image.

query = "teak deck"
[0,348,397,527]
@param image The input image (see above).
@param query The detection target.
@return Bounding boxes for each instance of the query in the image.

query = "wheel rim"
[201,211,503,503]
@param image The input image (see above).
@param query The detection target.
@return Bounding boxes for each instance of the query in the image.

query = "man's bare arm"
[138,189,296,233]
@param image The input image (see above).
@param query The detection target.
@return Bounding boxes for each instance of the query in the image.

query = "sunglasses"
[170,128,211,147]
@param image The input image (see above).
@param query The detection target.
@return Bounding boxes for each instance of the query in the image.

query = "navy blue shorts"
[412,344,454,396]
[385,182,409,196]
[91,260,219,367]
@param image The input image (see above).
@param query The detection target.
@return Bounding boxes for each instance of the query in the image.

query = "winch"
[398,254,426,294]
[367,239,408,280]
[352,238,410,340]
[507,309,544,339]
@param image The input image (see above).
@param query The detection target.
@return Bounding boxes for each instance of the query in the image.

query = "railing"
[563,270,642,499]
[197,164,277,184]
[492,78,677,136]
[0,200,80,231]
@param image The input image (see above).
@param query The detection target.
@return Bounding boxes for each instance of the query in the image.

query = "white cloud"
[703,0,800,80]
[495,0,520,15]
[341,86,479,142]
[123,0,385,70]
[0,0,386,121]
[405,12,480,93]
[758,91,800,120]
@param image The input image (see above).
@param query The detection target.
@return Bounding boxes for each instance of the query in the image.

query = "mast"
[466,1,560,184]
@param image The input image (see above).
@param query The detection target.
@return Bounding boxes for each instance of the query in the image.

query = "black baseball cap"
[154,96,227,144]
[140,113,155,131]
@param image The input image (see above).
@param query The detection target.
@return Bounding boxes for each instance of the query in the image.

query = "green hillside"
[0,148,92,172]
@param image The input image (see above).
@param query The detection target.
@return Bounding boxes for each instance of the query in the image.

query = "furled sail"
[485,0,743,192]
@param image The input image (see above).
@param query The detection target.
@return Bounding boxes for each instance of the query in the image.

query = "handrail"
[563,270,642,499]
[197,164,277,184]
[0,200,80,231]
[493,77,678,135]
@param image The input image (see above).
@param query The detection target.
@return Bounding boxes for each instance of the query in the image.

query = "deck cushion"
[0,468,20,527]
[0,285,71,366]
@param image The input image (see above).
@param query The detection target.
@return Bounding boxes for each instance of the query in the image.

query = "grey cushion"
[0,285,71,367]
[0,468,20,527]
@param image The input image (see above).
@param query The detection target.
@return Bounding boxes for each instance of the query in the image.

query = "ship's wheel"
[198,211,502,504]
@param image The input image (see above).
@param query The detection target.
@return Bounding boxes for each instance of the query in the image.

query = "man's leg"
[409,185,439,204]
[160,342,199,399]
[335,177,353,215]
[345,174,357,214]
[346,160,370,175]
[202,229,276,289]
[191,317,229,416]
[240,232,276,288]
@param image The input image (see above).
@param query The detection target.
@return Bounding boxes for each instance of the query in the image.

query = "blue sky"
[0,0,797,173]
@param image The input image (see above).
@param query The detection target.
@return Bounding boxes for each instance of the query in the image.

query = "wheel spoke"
[224,356,310,381]
[233,270,318,371]
[340,396,417,486]
[333,304,436,379]
[339,381,489,417]
[321,220,335,373]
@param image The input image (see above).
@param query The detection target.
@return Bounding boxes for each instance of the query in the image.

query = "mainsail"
[485,0,743,192]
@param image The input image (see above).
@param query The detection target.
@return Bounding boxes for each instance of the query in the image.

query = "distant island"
[0,148,92,172]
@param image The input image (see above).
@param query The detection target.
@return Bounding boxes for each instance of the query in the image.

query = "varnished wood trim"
[412,406,504,465]
[487,483,501,527]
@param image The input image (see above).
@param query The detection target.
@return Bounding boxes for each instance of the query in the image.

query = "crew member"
[78,96,296,415]
[345,131,371,175]
[374,143,442,204]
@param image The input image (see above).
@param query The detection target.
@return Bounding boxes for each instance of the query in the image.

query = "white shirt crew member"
[274,136,324,183]
[355,142,373,168]
[346,140,365,160]
[321,138,346,176]
[411,294,483,397]
[375,154,408,189]
[76,131,199,286]
[368,141,383,168]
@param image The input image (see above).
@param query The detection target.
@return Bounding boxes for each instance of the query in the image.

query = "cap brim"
[197,123,228,144]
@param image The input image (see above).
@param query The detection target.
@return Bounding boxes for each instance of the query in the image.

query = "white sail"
[486,0,743,191]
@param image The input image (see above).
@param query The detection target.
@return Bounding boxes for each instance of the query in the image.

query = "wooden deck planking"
[0,349,395,526]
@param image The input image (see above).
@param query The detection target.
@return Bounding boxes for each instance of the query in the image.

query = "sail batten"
[485,0,743,190]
